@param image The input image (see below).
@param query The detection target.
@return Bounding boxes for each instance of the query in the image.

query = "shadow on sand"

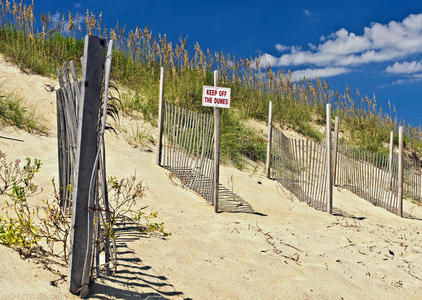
[331,207,367,220]
[88,224,190,300]
[218,184,267,216]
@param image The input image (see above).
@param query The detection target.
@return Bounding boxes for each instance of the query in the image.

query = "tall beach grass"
[0,0,419,166]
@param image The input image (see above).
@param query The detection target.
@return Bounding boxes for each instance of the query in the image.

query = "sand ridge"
[0,54,421,299]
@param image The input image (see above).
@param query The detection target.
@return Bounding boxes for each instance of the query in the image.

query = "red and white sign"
[202,86,231,108]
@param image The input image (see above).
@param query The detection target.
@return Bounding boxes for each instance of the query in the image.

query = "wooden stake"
[68,35,106,295]
[69,60,81,118]
[265,101,273,178]
[213,70,220,213]
[100,40,114,276]
[388,131,394,189]
[332,116,339,186]
[326,104,333,213]
[398,126,404,217]
[56,88,65,205]
[156,67,165,166]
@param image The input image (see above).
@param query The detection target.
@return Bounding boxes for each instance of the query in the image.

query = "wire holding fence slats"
[335,143,399,213]
[270,128,328,211]
[162,101,215,204]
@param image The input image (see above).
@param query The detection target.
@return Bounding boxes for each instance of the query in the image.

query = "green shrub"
[0,92,47,134]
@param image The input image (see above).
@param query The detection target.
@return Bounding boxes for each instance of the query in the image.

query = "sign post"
[202,71,231,213]
[156,67,165,166]
[213,71,220,213]
[398,126,403,217]
[326,104,333,214]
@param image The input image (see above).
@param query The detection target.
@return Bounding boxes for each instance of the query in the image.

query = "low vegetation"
[0,90,47,134]
[0,151,169,283]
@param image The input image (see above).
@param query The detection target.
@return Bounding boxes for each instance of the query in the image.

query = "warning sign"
[202,86,231,109]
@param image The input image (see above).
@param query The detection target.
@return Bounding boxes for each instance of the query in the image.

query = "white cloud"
[50,12,60,25]
[290,45,302,53]
[291,67,350,80]
[75,2,82,8]
[386,60,422,74]
[380,72,422,87]
[256,12,422,70]
[412,73,422,78]
[258,53,280,67]
[303,9,312,17]
[275,43,288,52]
[48,12,84,33]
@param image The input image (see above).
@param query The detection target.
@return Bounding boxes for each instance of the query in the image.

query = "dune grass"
[0,0,420,167]
[0,91,47,134]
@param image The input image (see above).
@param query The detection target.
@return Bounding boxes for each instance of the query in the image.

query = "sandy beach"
[0,54,421,299]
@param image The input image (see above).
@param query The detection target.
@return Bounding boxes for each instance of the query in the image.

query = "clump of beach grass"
[0,90,47,134]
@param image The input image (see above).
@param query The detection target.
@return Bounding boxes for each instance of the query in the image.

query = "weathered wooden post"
[326,104,333,214]
[156,67,165,166]
[388,130,394,189]
[213,70,220,213]
[398,126,404,217]
[80,38,114,295]
[69,60,81,117]
[68,35,106,295]
[56,69,65,204]
[202,72,230,213]
[100,39,114,276]
[265,101,273,178]
[332,116,339,186]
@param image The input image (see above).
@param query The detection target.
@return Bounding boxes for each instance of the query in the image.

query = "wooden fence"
[403,156,422,201]
[269,128,329,211]
[335,142,399,213]
[266,101,407,217]
[160,100,215,204]
[56,61,80,211]
[57,35,116,297]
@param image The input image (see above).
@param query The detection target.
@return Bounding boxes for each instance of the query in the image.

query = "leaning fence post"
[156,67,165,166]
[213,70,220,213]
[265,101,273,178]
[326,104,333,214]
[398,126,404,217]
[332,116,339,186]
[100,39,114,276]
[56,69,65,202]
[388,131,394,189]
[68,35,106,295]
[69,60,81,118]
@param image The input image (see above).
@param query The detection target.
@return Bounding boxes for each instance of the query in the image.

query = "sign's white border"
[202,86,231,108]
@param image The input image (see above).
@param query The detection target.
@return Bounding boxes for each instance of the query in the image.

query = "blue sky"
[34,0,422,126]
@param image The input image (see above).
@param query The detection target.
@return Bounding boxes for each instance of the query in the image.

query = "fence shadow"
[218,184,266,216]
[331,207,367,220]
[88,223,187,299]
[164,166,266,216]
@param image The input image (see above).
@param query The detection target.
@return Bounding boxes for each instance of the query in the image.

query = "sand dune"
[0,54,421,299]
